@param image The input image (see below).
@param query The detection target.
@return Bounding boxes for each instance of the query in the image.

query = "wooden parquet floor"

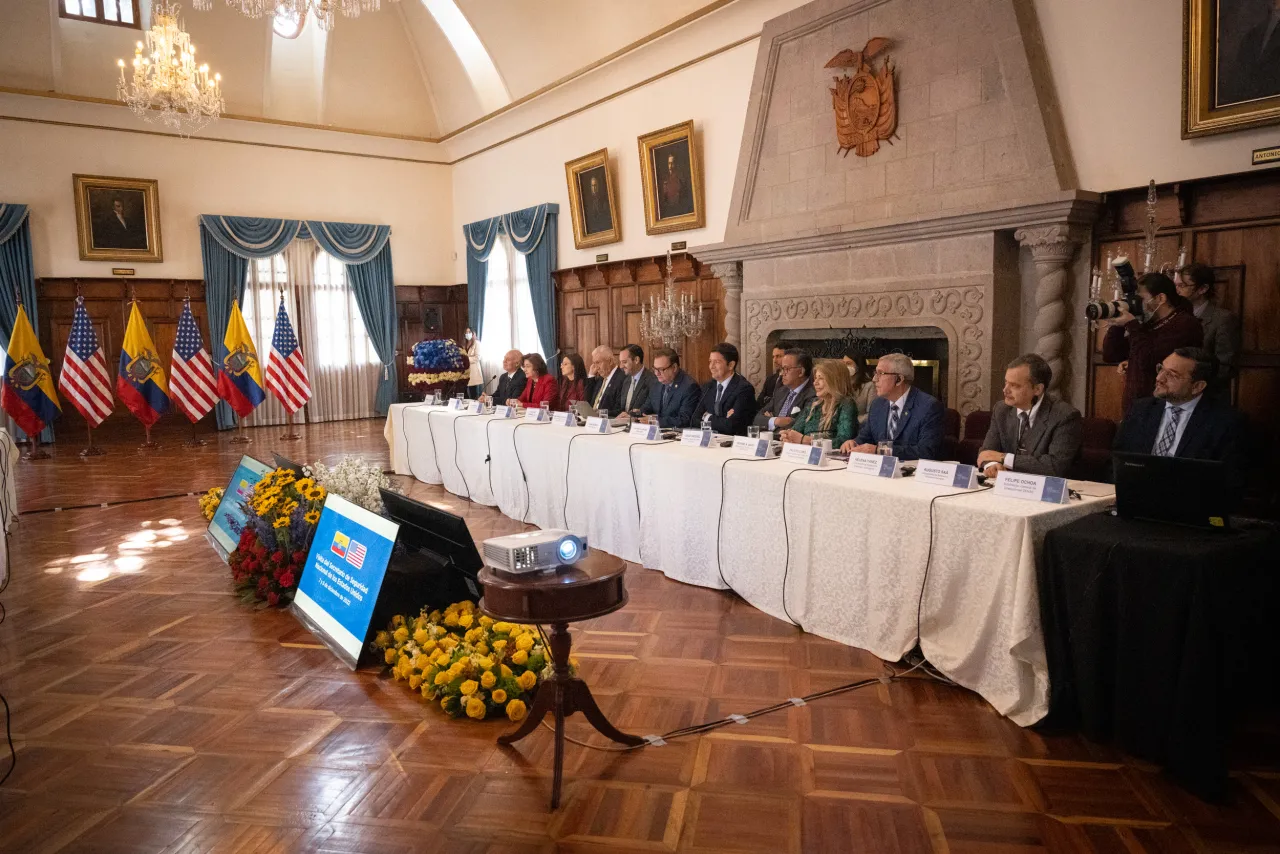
[1,422,1278,853]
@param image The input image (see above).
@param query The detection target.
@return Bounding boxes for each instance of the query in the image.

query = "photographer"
[1101,272,1202,415]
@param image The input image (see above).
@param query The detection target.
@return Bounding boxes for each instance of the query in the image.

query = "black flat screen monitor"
[379,488,483,578]
[273,453,306,476]
[1113,452,1231,529]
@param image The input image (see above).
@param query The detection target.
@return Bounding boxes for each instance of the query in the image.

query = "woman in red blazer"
[512,353,557,409]
[554,352,587,411]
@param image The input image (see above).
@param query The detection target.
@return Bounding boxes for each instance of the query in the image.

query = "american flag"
[346,540,367,569]
[265,297,311,414]
[57,297,113,427]
[169,299,218,423]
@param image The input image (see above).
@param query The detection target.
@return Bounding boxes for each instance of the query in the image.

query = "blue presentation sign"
[207,455,273,561]
[292,494,399,669]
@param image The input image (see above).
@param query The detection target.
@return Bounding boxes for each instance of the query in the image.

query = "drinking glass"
[597,408,608,420]
[747,426,760,439]
[568,400,578,411]
[540,402,551,417]
[454,392,464,400]
[877,441,894,456]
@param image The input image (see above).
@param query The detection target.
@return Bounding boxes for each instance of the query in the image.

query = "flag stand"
[80,423,104,457]
[182,420,206,448]
[230,417,250,445]
[139,424,159,451]
[23,440,51,461]
[280,410,300,441]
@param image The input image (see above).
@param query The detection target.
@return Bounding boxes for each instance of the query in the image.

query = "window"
[479,233,541,380]
[311,252,380,369]
[61,0,140,27]
[272,5,306,39]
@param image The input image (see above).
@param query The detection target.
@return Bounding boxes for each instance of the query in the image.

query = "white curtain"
[479,233,541,381]
[240,239,382,427]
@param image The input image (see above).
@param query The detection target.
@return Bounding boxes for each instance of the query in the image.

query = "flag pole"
[231,415,249,444]
[183,417,206,448]
[14,283,52,460]
[281,408,300,441]
[80,421,104,457]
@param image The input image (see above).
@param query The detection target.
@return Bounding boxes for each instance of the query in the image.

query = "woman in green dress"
[779,359,858,447]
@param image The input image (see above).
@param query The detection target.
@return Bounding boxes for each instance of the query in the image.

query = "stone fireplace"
[772,325,950,403]
[697,0,1100,414]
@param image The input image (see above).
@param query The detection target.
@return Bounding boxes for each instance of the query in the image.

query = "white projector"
[481,529,587,574]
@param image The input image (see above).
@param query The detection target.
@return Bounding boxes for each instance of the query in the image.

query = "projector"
[481,529,587,574]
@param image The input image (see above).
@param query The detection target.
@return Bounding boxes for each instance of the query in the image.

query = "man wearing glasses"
[753,349,815,432]
[640,348,701,428]
[842,352,944,460]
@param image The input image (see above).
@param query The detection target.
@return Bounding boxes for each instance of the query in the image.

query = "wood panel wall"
[554,254,725,384]
[1087,170,1280,445]
[35,278,213,440]
[394,284,468,401]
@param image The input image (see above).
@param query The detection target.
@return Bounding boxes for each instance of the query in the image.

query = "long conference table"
[385,402,1112,726]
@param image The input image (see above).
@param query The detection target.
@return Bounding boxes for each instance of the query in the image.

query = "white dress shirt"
[1003,395,1045,468]
[623,371,643,411]
[884,387,911,438]
[1151,394,1201,456]
[768,380,809,430]
[593,366,618,407]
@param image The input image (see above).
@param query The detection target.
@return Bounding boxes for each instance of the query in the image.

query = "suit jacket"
[618,368,657,414]
[1113,394,1247,492]
[641,370,701,429]
[493,370,527,404]
[753,380,817,429]
[979,398,1083,477]
[585,368,627,414]
[853,388,945,461]
[517,373,557,408]
[692,374,758,436]
[1197,301,1241,378]
[756,371,782,410]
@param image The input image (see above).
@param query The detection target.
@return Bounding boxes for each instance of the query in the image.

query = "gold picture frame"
[565,148,621,250]
[73,174,163,262]
[1183,0,1280,138]
[637,120,705,236]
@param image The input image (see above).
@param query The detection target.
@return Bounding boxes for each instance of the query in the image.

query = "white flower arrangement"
[307,456,397,514]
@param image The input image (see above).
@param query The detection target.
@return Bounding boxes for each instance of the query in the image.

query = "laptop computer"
[1112,452,1231,529]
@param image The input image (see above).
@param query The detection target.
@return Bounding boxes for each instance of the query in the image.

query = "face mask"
[465,332,473,340]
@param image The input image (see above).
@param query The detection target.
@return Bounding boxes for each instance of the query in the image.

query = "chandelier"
[117,1,223,136]
[193,0,400,31]
[640,252,706,348]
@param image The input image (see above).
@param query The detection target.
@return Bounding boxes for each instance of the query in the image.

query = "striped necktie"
[1155,405,1184,456]
[1016,411,1031,453]
[593,375,607,408]
[887,403,901,440]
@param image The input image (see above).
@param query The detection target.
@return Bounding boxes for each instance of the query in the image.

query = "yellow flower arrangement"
[198,487,224,521]
[304,510,320,525]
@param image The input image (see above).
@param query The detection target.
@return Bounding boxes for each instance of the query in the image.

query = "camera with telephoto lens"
[1084,256,1143,321]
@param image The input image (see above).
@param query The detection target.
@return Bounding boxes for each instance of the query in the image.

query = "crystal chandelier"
[194,0,400,31]
[117,1,223,136]
[640,252,706,348]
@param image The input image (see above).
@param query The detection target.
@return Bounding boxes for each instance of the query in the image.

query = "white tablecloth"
[385,403,1110,725]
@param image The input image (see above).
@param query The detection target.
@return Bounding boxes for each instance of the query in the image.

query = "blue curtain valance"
[504,203,555,254]
[305,220,392,265]
[0,204,30,246]
[463,217,502,264]
[198,215,303,260]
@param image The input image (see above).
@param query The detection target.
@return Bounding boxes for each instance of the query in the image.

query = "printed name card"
[584,416,609,433]
[629,422,660,441]
[993,470,1070,504]
[731,436,774,458]
[846,451,901,478]
[463,400,484,414]
[448,398,468,411]
[524,407,548,422]
[781,442,826,465]
[681,428,713,447]
[493,405,517,419]
[915,460,979,489]
[549,410,577,427]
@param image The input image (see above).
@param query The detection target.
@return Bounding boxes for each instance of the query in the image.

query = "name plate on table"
[549,410,577,427]
[584,416,609,433]
[781,443,826,465]
[846,451,901,478]
[915,459,979,489]
[731,436,775,458]
[629,422,660,441]
[681,428,713,447]
[447,398,468,411]
[524,407,549,422]
[493,405,517,419]
[449,399,482,414]
[993,470,1069,504]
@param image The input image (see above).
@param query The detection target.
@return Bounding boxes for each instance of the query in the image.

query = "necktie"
[887,403,901,440]
[626,377,638,410]
[714,383,724,415]
[661,384,669,410]
[780,387,798,419]
[1016,411,1031,453]
[1155,406,1183,456]
[593,375,606,408]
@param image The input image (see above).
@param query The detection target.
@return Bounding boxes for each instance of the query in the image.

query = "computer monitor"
[1113,452,1232,529]
[273,453,306,476]
[379,488,483,579]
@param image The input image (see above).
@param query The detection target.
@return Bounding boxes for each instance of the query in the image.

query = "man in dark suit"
[843,353,945,461]
[92,196,148,250]
[1113,347,1246,492]
[977,353,1082,478]
[617,343,656,416]
[755,342,789,410]
[641,347,700,428]
[584,344,626,414]
[692,342,758,435]
[488,349,526,404]
[1175,263,1240,398]
[753,349,815,432]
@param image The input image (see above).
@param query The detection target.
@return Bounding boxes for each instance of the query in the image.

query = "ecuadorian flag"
[117,302,170,427]
[2,305,61,437]
[216,300,266,418]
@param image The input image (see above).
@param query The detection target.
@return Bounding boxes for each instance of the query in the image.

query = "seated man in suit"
[584,344,626,414]
[1113,347,1246,492]
[977,353,1082,478]
[755,342,789,411]
[842,353,944,461]
[692,342,758,435]
[641,347,700,429]
[617,343,656,417]
[753,349,815,432]
[486,349,526,404]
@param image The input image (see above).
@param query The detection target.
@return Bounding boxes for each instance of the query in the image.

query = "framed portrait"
[637,120,705,236]
[72,174,163,262]
[1183,0,1280,137]
[565,148,621,250]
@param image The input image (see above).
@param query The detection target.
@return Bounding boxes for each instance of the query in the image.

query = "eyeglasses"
[654,364,676,374]
[780,364,803,373]
[873,371,901,379]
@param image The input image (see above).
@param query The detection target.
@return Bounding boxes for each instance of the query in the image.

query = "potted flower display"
[407,338,470,399]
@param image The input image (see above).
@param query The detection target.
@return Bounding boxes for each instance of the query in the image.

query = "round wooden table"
[478,551,644,809]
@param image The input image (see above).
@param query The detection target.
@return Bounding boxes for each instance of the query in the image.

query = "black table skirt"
[1039,513,1277,801]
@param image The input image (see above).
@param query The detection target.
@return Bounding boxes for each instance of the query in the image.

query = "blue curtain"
[0,204,53,442]
[346,244,398,414]
[463,217,501,337]
[305,220,392,265]
[505,204,558,369]
[200,215,303,259]
[199,223,251,429]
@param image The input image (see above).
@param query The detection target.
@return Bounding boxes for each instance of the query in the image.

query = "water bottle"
[701,412,712,445]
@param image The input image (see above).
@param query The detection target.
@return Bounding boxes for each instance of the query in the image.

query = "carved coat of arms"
[826,37,898,158]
